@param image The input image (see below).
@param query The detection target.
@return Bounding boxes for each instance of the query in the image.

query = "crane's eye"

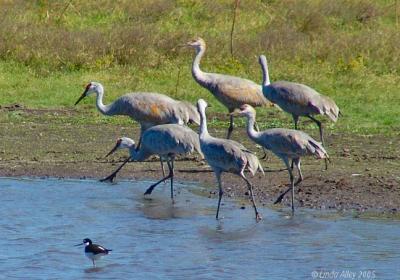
[85,83,91,91]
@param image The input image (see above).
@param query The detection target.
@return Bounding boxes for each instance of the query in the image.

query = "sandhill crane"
[233,104,329,214]
[259,55,340,147]
[105,124,203,203]
[75,82,200,146]
[197,99,264,221]
[187,38,272,140]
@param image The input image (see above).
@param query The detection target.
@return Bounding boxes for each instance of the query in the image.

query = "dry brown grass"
[0,0,398,75]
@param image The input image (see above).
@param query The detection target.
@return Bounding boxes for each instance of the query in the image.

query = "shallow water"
[0,178,399,280]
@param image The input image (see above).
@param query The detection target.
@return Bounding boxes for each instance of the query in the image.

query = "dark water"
[0,178,399,280]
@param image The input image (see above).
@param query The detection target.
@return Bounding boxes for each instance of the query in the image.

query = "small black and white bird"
[75,238,112,267]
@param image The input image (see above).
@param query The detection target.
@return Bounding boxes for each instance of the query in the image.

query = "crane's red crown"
[85,83,92,91]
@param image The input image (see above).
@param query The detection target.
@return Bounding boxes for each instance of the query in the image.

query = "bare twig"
[58,0,73,21]
[175,64,182,96]
[230,0,240,57]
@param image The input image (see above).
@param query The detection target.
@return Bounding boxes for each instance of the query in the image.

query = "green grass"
[0,0,399,135]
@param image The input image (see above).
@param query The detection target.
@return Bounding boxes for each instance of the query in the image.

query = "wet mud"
[0,107,399,217]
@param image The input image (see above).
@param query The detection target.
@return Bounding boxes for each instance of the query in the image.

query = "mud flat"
[0,107,399,217]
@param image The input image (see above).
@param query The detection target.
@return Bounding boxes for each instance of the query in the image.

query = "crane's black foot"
[100,173,117,183]
[274,192,287,204]
[215,213,221,220]
[144,185,156,195]
[274,180,303,204]
[256,212,262,222]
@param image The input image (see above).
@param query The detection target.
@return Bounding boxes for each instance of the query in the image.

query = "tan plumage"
[187,38,272,139]
[234,104,329,214]
[106,124,203,202]
[75,82,200,134]
[197,99,263,221]
[259,55,340,146]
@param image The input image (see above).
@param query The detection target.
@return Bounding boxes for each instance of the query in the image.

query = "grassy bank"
[0,0,399,135]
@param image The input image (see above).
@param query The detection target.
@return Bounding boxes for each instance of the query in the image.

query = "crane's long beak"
[74,88,88,105]
[176,43,187,48]
[186,40,198,47]
[170,43,186,52]
[105,142,120,158]
[229,108,241,117]
[74,242,84,247]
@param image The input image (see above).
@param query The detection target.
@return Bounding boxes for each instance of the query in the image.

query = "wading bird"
[259,55,340,147]
[187,38,272,140]
[75,82,200,147]
[75,238,112,268]
[197,99,264,221]
[233,104,329,214]
[105,124,203,203]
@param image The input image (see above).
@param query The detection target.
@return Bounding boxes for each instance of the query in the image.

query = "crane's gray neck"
[191,46,209,87]
[260,58,271,86]
[198,107,209,138]
[245,114,260,141]
[94,86,113,115]
[129,145,150,161]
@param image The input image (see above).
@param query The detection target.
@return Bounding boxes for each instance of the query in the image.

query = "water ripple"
[0,178,399,279]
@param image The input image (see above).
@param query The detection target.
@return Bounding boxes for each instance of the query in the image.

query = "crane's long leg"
[160,157,167,184]
[294,158,303,184]
[307,115,324,145]
[137,126,146,150]
[240,172,261,221]
[307,115,328,170]
[136,137,142,150]
[100,157,131,183]
[92,259,95,268]
[215,171,224,220]
[169,157,175,204]
[273,180,303,204]
[293,114,299,130]
[226,114,234,139]
[289,165,295,214]
[254,121,268,160]
[144,158,173,197]
[274,158,303,205]
[290,115,300,170]
[274,157,296,213]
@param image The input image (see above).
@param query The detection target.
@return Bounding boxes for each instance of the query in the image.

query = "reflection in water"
[137,194,198,220]
[199,220,260,243]
[0,178,399,280]
[84,267,104,274]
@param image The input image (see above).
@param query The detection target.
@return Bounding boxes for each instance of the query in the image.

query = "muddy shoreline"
[0,107,399,217]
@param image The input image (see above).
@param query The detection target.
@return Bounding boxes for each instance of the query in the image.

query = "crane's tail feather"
[321,96,340,122]
[325,108,339,122]
[196,148,205,159]
[178,101,201,125]
[245,152,264,176]
[307,139,329,160]
[193,140,204,159]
